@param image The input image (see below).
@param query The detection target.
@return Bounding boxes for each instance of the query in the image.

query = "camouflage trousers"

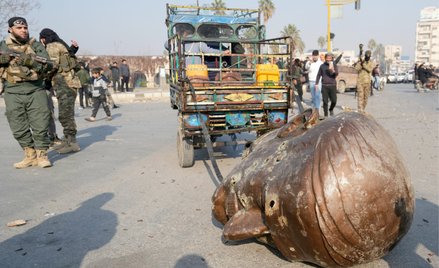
[357,82,371,112]
[56,85,78,138]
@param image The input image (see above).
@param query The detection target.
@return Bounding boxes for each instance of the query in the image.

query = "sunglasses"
[12,19,27,26]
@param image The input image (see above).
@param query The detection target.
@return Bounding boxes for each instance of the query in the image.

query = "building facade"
[384,45,402,61]
[415,7,439,67]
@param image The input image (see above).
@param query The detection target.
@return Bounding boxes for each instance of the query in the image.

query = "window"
[236,25,257,39]
[172,24,195,37]
[198,24,234,39]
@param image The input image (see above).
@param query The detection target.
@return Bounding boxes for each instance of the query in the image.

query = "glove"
[0,54,11,64]
[17,54,35,67]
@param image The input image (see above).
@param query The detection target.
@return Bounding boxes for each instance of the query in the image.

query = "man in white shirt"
[307,50,323,113]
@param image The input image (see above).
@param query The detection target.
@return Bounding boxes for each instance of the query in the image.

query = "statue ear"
[223,208,269,241]
[277,108,316,138]
[212,184,228,225]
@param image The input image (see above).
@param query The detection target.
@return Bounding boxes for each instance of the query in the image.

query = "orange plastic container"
[256,64,279,85]
[186,64,208,78]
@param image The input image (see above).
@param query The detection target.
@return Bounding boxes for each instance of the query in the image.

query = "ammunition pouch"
[59,54,79,73]
[5,63,39,83]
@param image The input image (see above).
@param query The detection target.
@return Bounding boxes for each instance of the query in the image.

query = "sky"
[19,0,438,59]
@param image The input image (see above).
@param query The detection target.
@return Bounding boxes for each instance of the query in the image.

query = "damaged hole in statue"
[269,200,275,208]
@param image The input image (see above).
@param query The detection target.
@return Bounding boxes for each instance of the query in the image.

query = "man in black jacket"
[316,53,338,117]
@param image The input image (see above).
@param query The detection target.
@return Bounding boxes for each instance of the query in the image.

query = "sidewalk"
[110,86,170,103]
[0,87,170,107]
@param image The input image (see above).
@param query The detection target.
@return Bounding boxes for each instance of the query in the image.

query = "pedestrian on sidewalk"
[110,61,120,91]
[119,59,130,92]
[85,68,112,122]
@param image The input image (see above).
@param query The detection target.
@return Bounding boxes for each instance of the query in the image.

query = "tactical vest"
[46,42,81,89]
[0,37,40,83]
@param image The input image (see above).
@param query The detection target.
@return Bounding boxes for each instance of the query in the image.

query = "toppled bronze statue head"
[212,111,414,267]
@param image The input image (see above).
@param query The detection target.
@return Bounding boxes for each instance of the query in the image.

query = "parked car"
[396,73,406,83]
[336,65,358,93]
[387,73,397,83]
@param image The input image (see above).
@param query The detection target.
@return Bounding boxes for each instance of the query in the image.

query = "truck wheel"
[177,130,194,168]
[337,81,346,93]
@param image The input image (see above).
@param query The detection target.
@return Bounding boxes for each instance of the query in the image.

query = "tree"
[317,36,326,49]
[367,39,377,51]
[373,43,386,73]
[0,0,40,39]
[259,0,275,24]
[280,24,305,55]
[211,0,226,15]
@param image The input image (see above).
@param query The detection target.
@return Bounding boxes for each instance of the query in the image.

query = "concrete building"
[385,45,402,61]
[415,7,439,66]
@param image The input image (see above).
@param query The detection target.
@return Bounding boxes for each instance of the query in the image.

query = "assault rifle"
[0,49,55,66]
[358,43,364,66]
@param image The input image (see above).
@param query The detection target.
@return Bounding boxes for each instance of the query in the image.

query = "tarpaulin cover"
[169,15,257,25]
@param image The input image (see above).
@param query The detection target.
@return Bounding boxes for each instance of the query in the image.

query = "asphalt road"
[0,84,437,268]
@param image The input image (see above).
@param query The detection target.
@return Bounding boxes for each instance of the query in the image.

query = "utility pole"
[325,0,361,52]
[327,0,331,52]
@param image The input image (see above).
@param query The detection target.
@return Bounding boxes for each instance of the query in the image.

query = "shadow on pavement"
[383,197,438,267]
[174,254,209,268]
[0,193,117,267]
[49,124,120,163]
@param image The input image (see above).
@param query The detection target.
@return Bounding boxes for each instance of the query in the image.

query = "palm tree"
[280,24,305,55]
[367,39,377,51]
[317,36,326,49]
[259,0,275,24]
[374,43,385,72]
[211,0,226,15]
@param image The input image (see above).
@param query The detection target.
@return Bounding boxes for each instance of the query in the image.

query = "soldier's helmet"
[365,50,372,57]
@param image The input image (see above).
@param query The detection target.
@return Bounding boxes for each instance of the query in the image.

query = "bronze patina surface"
[212,110,414,267]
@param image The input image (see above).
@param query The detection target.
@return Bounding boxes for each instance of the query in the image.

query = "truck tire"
[337,80,346,93]
[177,130,194,168]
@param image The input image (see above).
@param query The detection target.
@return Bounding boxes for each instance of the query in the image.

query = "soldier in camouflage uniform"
[39,28,82,154]
[354,50,374,113]
[0,17,53,168]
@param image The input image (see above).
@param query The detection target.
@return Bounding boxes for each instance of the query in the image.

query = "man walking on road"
[354,50,374,113]
[307,50,323,115]
[316,53,338,117]
[0,17,53,168]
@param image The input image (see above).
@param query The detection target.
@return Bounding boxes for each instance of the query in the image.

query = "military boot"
[35,149,52,168]
[57,135,80,154]
[49,134,63,148]
[52,137,68,151]
[14,147,37,169]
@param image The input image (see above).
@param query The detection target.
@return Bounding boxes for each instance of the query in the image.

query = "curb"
[0,88,170,107]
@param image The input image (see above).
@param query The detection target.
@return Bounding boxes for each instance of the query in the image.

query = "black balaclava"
[39,28,75,56]
[365,50,372,61]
